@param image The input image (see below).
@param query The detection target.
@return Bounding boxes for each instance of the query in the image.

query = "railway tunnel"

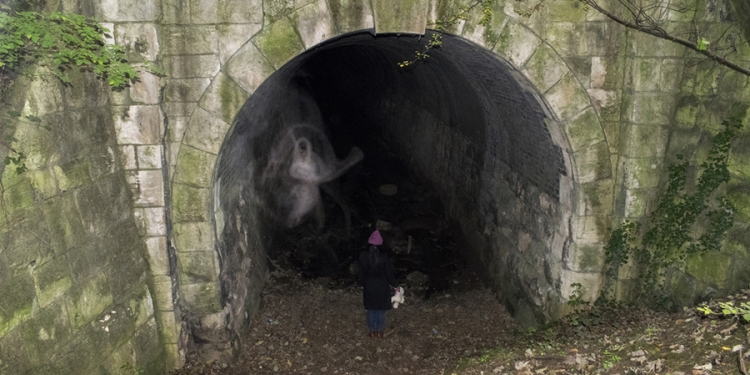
[206,30,579,353]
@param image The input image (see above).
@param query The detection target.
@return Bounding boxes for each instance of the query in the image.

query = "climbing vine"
[0,5,147,88]
[601,116,743,307]
[398,0,494,67]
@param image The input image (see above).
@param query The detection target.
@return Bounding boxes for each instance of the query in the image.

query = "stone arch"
[168,2,613,355]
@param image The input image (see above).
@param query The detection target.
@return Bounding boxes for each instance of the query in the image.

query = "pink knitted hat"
[368,230,383,245]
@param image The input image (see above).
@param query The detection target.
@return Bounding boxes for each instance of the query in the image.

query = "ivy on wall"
[601,116,744,308]
[0,5,159,88]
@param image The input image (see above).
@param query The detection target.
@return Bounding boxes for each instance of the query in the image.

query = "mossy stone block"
[181,282,222,315]
[372,0,427,34]
[178,251,219,284]
[573,141,612,183]
[174,147,217,188]
[544,0,586,22]
[133,318,166,374]
[109,249,148,302]
[54,159,92,193]
[160,26,218,56]
[225,40,277,95]
[328,0,372,34]
[33,257,72,308]
[631,92,675,125]
[579,178,614,217]
[566,107,606,151]
[172,184,211,223]
[686,252,731,289]
[545,74,591,123]
[129,286,155,328]
[65,272,113,328]
[253,18,305,70]
[164,78,212,103]
[624,125,668,159]
[493,21,541,67]
[522,43,568,93]
[622,157,660,189]
[3,207,52,268]
[17,301,72,364]
[2,176,37,213]
[27,168,60,200]
[183,107,231,155]
[162,55,221,79]
[199,72,250,124]
[0,272,35,336]
[173,221,214,253]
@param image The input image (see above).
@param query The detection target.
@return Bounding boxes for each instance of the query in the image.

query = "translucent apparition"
[260,123,364,229]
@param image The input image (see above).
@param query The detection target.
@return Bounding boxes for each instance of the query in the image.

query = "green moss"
[577,244,603,270]
[685,252,731,289]
[66,272,113,328]
[33,258,72,308]
[178,251,219,284]
[172,184,211,223]
[0,272,35,336]
[173,147,217,188]
[253,18,304,69]
[53,158,91,192]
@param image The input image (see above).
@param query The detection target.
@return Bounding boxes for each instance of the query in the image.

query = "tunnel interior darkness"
[211,31,572,337]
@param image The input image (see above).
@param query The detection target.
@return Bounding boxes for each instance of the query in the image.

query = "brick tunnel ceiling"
[216,31,568,282]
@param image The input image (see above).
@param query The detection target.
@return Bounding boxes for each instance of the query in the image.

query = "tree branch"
[581,0,750,76]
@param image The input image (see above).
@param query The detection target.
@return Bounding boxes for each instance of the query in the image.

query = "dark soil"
[171,272,750,375]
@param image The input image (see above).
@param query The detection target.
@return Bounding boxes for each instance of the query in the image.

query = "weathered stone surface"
[53,159,91,192]
[136,145,163,169]
[0,271,35,336]
[130,70,162,105]
[522,43,568,93]
[225,41,276,94]
[373,0,427,34]
[134,207,167,236]
[127,170,165,207]
[566,243,605,272]
[43,194,85,254]
[172,184,211,222]
[253,18,306,69]
[545,74,591,122]
[578,178,614,217]
[114,106,164,145]
[173,222,214,252]
[96,0,160,21]
[629,92,676,125]
[120,145,138,170]
[177,251,219,284]
[328,0,374,34]
[622,124,668,159]
[573,141,612,184]
[217,24,262,65]
[66,272,113,328]
[174,146,217,187]
[570,214,606,245]
[163,55,221,79]
[164,78,212,103]
[189,0,262,23]
[161,0,191,24]
[183,107,230,154]
[199,72,250,123]
[145,236,170,276]
[622,157,661,189]
[26,169,58,199]
[564,107,605,151]
[686,252,732,289]
[293,0,334,49]
[114,23,160,61]
[33,257,72,308]
[494,21,541,67]
[152,276,175,310]
[181,282,222,315]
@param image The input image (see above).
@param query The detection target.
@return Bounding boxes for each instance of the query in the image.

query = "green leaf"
[697,37,710,51]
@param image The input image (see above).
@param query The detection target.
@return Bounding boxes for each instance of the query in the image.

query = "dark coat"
[358,247,398,311]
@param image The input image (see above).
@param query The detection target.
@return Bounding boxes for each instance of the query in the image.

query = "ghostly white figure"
[261,124,363,229]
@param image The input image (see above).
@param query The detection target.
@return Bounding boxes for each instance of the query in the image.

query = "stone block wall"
[0,70,165,374]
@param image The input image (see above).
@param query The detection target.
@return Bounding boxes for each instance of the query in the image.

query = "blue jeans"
[366,310,386,331]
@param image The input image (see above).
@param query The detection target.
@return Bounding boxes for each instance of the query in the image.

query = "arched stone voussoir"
[182,107,231,156]
[252,18,307,70]
[225,40,277,94]
[173,146,218,189]
[292,0,335,49]
[492,20,541,68]
[522,42,569,94]
[198,72,250,124]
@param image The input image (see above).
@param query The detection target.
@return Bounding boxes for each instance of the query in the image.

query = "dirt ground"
[171,271,750,375]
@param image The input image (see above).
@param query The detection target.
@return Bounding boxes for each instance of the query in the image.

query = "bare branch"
[580,0,750,76]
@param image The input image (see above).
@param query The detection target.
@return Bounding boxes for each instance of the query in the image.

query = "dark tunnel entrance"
[212,30,574,341]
